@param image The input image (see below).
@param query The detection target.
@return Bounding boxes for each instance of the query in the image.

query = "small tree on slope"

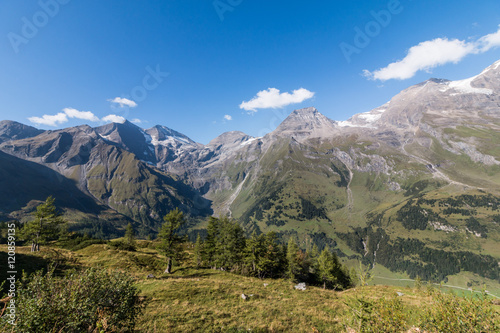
[157,208,186,274]
[20,196,65,252]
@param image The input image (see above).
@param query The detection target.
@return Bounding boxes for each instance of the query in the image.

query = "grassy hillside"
[218,137,500,290]
[1,242,498,332]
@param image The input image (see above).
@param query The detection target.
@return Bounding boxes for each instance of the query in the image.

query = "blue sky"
[1,0,500,143]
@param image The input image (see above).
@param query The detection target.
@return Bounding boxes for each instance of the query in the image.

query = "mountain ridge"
[1,61,500,271]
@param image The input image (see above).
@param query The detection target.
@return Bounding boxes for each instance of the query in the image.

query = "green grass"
[1,242,499,332]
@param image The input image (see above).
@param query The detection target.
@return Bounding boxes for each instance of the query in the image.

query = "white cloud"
[365,25,500,81]
[477,26,500,52]
[63,108,99,122]
[131,118,144,124]
[28,112,68,126]
[102,114,126,124]
[28,108,100,126]
[223,115,232,121]
[239,88,315,112]
[108,97,138,108]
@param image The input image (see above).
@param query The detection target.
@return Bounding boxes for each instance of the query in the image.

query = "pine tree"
[244,231,261,274]
[258,232,284,279]
[193,233,203,267]
[124,223,136,249]
[157,208,186,274]
[286,236,303,281]
[214,217,245,271]
[20,196,65,252]
[317,248,340,289]
[204,217,220,269]
[309,244,320,276]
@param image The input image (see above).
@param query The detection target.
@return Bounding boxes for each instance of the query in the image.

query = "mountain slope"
[0,123,212,229]
[1,60,500,284]
[0,120,44,143]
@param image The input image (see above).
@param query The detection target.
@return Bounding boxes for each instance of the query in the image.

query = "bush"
[108,240,137,252]
[57,233,107,251]
[420,291,499,332]
[0,265,142,332]
[345,291,500,333]
[345,295,409,332]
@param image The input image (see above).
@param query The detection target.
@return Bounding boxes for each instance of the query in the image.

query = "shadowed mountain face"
[0,122,212,228]
[0,150,105,214]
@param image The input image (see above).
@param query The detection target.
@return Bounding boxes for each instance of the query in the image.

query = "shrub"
[345,295,409,333]
[57,233,106,251]
[0,265,142,332]
[419,291,500,332]
[108,240,137,252]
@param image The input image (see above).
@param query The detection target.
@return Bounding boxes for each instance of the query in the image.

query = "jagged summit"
[422,78,450,85]
[208,131,254,150]
[271,107,338,141]
[145,125,198,149]
[95,119,156,162]
[0,120,44,143]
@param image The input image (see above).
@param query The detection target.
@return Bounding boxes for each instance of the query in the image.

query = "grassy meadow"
[1,240,499,332]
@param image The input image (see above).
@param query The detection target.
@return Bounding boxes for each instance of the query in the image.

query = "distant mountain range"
[2,60,500,283]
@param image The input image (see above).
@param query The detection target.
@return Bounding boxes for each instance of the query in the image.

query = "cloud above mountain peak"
[239,88,315,112]
[365,25,500,81]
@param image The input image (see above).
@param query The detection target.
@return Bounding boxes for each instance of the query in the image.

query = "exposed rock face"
[95,120,157,163]
[0,123,211,227]
[271,107,339,141]
[0,120,44,143]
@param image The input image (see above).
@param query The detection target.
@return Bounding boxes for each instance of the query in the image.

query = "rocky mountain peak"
[208,131,254,150]
[0,120,44,143]
[271,107,338,141]
[95,119,156,161]
[145,125,196,146]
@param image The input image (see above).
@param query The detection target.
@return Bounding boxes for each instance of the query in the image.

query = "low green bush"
[108,240,136,252]
[345,294,409,332]
[57,234,106,251]
[420,291,500,333]
[0,265,142,333]
[345,290,500,333]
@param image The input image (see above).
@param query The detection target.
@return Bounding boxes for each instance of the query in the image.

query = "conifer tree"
[309,243,320,276]
[124,223,136,249]
[20,196,65,252]
[244,231,261,274]
[193,233,203,267]
[286,236,304,281]
[214,217,245,271]
[258,231,284,279]
[317,248,340,289]
[157,208,186,274]
[204,216,220,269]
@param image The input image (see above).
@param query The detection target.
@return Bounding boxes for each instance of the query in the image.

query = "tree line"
[2,197,354,290]
[191,216,353,290]
[337,226,499,282]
